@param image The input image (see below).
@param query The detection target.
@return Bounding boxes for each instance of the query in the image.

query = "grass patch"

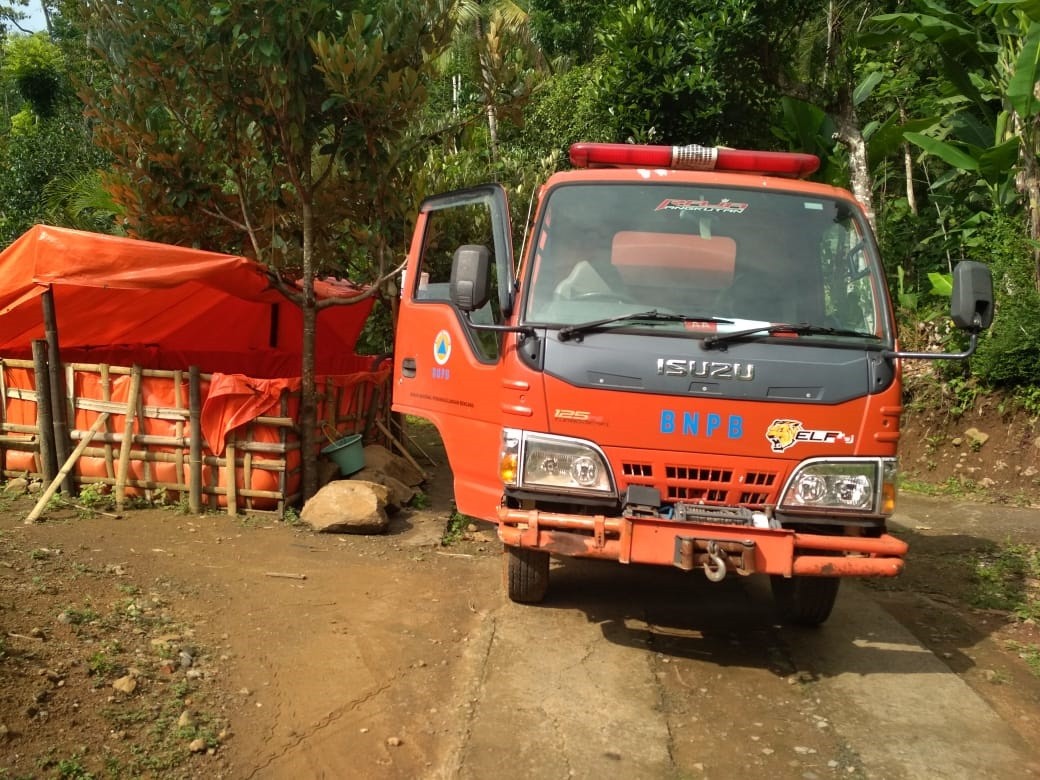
[1005,640,1040,677]
[971,541,1040,621]
[901,475,981,498]
[441,510,469,545]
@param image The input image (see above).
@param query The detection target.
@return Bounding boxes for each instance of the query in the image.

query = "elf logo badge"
[765,419,854,452]
[433,330,452,366]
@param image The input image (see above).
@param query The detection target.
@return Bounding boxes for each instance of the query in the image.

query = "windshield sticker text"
[765,420,855,453]
[655,198,749,215]
[660,410,744,439]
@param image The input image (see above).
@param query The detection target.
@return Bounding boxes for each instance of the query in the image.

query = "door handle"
[401,357,417,378]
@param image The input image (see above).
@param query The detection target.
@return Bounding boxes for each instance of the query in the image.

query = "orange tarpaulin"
[0,227,386,498]
[201,374,299,455]
[0,225,375,375]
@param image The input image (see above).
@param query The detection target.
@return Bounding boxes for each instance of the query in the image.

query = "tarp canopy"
[0,225,377,377]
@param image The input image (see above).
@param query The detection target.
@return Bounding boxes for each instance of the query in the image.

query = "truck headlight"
[780,458,897,515]
[499,428,615,496]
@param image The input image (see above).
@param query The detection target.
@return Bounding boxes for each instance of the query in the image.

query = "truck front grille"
[618,460,779,508]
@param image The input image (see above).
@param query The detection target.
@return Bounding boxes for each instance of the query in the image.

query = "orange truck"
[392,142,993,624]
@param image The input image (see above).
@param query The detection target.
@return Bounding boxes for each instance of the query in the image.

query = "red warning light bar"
[569,143,820,179]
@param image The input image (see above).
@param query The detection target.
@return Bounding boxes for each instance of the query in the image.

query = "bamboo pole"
[26,413,110,524]
[173,369,185,501]
[76,445,284,470]
[188,366,202,514]
[0,358,7,477]
[41,289,72,495]
[276,391,288,516]
[77,473,286,501]
[134,378,153,503]
[115,366,142,513]
[100,364,115,478]
[226,438,238,516]
[375,419,428,477]
[31,341,57,484]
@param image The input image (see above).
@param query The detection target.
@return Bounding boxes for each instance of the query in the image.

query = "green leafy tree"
[0,31,108,245]
[528,0,604,63]
[2,31,62,114]
[76,0,455,500]
[436,0,543,163]
[592,0,817,146]
[1,0,30,34]
[871,0,1040,291]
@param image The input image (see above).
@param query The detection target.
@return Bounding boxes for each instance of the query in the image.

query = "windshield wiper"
[557,310,732,343]
[702,322,881,351]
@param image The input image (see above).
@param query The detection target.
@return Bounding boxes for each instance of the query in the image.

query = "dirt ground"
[2,410,1040,779]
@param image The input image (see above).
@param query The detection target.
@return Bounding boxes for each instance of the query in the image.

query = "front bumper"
[496,507,906,578]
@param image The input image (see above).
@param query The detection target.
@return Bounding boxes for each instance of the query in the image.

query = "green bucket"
[321,433,365,476]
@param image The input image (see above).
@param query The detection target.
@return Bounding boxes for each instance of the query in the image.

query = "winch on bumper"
[496,498,907,579]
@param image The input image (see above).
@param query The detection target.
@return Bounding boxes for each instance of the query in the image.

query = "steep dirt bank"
[899,389,1040,507]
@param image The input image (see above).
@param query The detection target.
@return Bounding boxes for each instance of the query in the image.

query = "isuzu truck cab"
[392,142,993,624]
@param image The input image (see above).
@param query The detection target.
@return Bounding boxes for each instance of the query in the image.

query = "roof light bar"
[569,143,820,179]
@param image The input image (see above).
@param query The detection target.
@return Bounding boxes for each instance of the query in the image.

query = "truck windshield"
[522,182,888,343]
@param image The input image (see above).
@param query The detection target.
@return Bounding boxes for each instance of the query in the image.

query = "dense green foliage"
[971,215,1040,386]
[0,0,1037,397]
[0,29,110,244]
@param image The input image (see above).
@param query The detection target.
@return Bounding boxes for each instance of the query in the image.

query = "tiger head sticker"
[766,420,803,452]
[766,419,855,452]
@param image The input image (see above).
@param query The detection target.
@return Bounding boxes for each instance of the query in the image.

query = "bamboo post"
[276,390,288,516]
[115,366,142,513]
[226,438,238,516]
[375,419,428,477]
[173,369,185,502]
[99,364,115,478]
[30,340,57,484]
[0,357,7,477]
[41,289,72,495]
[134,378,153,503]
[188,366,202,514]
[26,413,110,524]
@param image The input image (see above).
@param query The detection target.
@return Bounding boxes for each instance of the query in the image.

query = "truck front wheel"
[770,575,840,626]
[505,546,550,603]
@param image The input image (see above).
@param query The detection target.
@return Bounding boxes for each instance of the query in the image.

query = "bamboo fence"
[0,356,390,516]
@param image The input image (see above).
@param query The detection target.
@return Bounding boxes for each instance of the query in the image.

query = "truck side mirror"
[450,244,492,312]
[950,260,994,332]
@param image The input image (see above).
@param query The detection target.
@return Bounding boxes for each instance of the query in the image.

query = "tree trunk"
[474,15,499,163]
[300,194,319,502]
[822,3,875,228]
[900,105,918,216]
[834,109,876,229]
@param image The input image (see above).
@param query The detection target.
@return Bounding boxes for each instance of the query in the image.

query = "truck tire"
[770,575,840,627]
[505,545,550,603]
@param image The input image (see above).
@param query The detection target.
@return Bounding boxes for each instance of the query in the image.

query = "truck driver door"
[392,184,515,519]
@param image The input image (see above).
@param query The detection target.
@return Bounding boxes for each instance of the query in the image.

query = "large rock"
[362,444,425,487]
[350,468,416,509]
[301,480,390,534]
[964,427,990,447]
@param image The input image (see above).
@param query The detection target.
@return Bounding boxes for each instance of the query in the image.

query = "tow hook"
[703,541,727,582]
